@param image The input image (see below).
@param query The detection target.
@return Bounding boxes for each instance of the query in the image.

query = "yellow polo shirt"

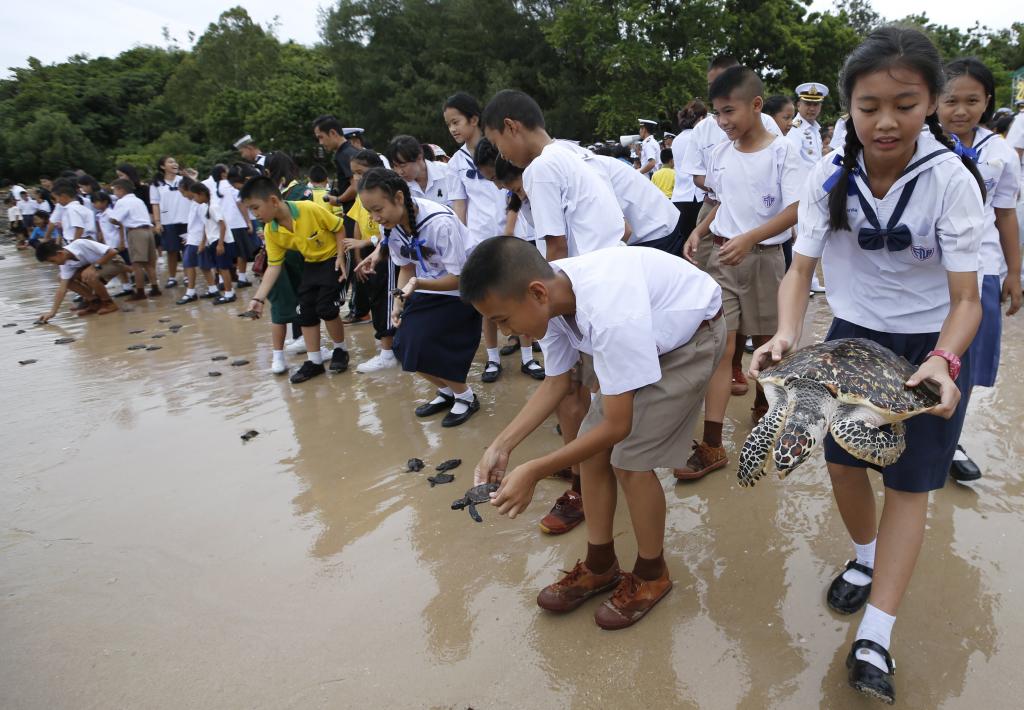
[651,167,675,199]
[346,196,380,241]
[265,201,343,265]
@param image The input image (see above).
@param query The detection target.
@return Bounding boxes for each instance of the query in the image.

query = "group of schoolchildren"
[7,26,1024,704]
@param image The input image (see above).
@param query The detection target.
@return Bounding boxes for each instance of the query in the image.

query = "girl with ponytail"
[357,168,483,427]
[750,26,987,705]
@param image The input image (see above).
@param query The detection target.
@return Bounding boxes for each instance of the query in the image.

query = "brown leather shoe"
[76,301,100,317]
[128,290,148,301]
[95,301,119,315]
[537,559,621,613]
[594,570,673,630]
[539,489,585,535]
[674,441,728,481]
[148,285,162,297]
[731,365,749,396]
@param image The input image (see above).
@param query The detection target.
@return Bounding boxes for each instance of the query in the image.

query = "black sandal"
[499,335,521,356]
[846,639,895,704]
[827,560,872,615]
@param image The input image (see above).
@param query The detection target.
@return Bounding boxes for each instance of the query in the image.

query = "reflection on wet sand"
[1,246,1022,709]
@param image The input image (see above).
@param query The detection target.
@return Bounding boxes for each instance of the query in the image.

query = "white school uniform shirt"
[640,134,661,172]
[7,206,20,223]
[387,197,468,297]
[18,196,37,217]
[97,208,124,250]
[184,200,206,247]
[34,199,51,215]
[671,128,700,202]
[785,114,822,165]
[830,117,848,152]
[970,127,1022,279]
[447,145,507,252]
[59,239,114,280]
[1005,112,1024,153]
[540,247,722,395]
[216,180,249,230]
[60,201,97,242]
[705,135,802,246]
[680,113,782,199]
[585,152,680,245]
[201,176,217,194]
[795,132,985,334]
[10,185,27,201]
[202,201,232,244]
[110,193,153,228]
[149,176,190,225]
[407,160,452,206]
[523,141,625,256]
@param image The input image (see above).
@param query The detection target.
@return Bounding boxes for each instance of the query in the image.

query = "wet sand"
[1,242,1023,710]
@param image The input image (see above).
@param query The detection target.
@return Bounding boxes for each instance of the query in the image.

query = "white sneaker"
[271,359,288,375]
[285,338,307,355]
[356,352,399,373]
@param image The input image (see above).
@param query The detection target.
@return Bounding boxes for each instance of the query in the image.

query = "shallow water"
[1,243,1022,709]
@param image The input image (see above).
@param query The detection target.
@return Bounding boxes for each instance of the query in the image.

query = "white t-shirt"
[387,197,468,296]
[184,200,206,247]
[18,196,37,217]
[149,176,190,225]
[830,117,847,152]
[34,199,51,215]
[216,180,248,230]
[1005,112,1024,153]
[7,206,20,223]
[671,129,700,202]
[680,113,782,200]
[203,201,232,244]
[201,176,218,194]
[408,160,452,205]
[586,153,680,245]
[705,136,802,245]
[640,135,661,172]
[59,201,97,242]
[971,127,1022,278]
[447,145,507,252]
[785,115,823,166]
[540,247,722,395]
[110,193,152,228]
[97,208,124,250]
[59,238,113,280]
[794,133,985,333]
[10,185,27,201]
[523,141,625,256]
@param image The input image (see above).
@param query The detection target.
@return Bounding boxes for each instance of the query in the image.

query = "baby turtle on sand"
[211,355,228,361]
[451,483,500,522]
[407,458,425,472]
[129,329,144,334]
[240,430,259,442]
[436,459,461,472]
[3,323,17,328]
[168,324,183,331]
[54,337,75,345]
[15,329,25,334]
[158,317,171,323]
[18,359,37,365]
[146,345,162,351]
[428,473,455,487]
[231,359,249,367]
[738,338,941,487]
[151,334,165,339]
[127,344,147,351]
[208,371,222,377]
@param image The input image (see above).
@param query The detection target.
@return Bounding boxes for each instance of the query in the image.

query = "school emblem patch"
[762,195,776,209]
[911,245,934,261]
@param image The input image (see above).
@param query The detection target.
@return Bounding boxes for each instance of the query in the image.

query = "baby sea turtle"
[18,359,37,365]
[240,430,259,442]
[129,329,145,334]
[159,317,171,323]
[146,345,162,351]
[407,458,425,472]
[738,338,941,487]
[151,334,165,339]
[451,483,500,522]
[436,459,461,472]
[208,371,222,377]
[428,473,455,487]
[15,329,25,334]
[3,323,17,328]
[168,324,183,331]
[231,359,249,367]
[127,344,147,351]
[54,337,75,345]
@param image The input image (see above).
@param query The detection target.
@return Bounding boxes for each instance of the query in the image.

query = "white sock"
[223,290,234,298]
[238,272,250,282]
[521,348,535,365]
[308,350,323,365]
[272,349,284,363]
[486,347,500,362]
[331,341,347,351]
[450,388,474,415]
[855,604,895,673]
[380,348,395,361]
[427,387,454,405]
[455,387,474,401]
[953,446,969,461]
[186,288,196,297]
[207,285,219,294]
[843,539,876,586]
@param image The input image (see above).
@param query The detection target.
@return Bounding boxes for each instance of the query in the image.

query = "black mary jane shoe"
[499,336,521,357]
[442,395,480,428]
[846,639,895,705]
[481,361,502,383]
[521,360,546,380]
[827,560,872,615]
[415,391,455,418]
[950,445,982,482]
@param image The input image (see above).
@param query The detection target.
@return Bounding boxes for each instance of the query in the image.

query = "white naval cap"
[638,118,658,128]
[795,82,829,102]
[663,131,677,139]
[342,127,365,137]
[233,134,255,149]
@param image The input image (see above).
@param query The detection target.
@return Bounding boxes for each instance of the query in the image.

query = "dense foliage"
[0,2,1020,182]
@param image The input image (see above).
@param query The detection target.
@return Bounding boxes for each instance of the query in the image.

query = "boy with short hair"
[109,178,160,301]
[51,180,96,243]
[463,237,725,629]
[679,66,801,479]
[92,190,134,297]
[35,239,128,321]
[241,177,351,384]
[651,148,676,199]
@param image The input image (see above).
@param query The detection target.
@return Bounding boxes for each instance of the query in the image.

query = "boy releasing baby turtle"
[738,338,941,486]
[451,483,500,522]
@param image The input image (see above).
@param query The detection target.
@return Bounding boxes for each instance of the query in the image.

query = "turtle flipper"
[738,382,789,487]
[772,379,836,478]
[830,409,906,467]
[467,502,482,523]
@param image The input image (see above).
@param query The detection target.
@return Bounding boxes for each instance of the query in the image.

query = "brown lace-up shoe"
[594,570,673,630]
[537,559,621,613]
[539,489,585,535]
[674,441,728,481]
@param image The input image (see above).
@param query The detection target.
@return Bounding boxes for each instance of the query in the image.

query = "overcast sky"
[0,0,1019,78]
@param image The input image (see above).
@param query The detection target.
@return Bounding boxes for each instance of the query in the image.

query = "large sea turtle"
[738,338,941,486]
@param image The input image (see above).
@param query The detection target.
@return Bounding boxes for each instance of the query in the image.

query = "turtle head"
[738,381,790,487]
[772,421,821,477]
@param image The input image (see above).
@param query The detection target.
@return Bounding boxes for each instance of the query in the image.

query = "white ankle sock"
[952,447,969,462]
[331,341,347,351]
[380,348,395,360]
[223,290,234,298]
[272,349,284,363]
[843,539,876,586]
[450,388,474,415]
[520,348,534,365]
[428,387,454,405]
[207,285,219,294]
[486,347,500,362]
[855,604,895,673]
[308,350,324,365]
[186,288,196,297]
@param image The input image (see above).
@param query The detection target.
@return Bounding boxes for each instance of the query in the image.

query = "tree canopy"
[0,2,1020,183]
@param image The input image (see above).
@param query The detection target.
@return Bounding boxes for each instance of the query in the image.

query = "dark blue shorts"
[966,275,1001,388]
[160,222,186,252]
[118,248,132,266]
[630,210,685,257]
[204,242,237,270]
[822,318,973,493]
[232,227,260,262]
[182,244,201,269]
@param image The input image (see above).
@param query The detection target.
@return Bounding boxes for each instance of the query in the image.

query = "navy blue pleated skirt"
[966,275,1001,388]
[822,318,973,493]
[393,292,482,383]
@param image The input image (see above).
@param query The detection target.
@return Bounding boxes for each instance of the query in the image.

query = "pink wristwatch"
[926,349,961,381]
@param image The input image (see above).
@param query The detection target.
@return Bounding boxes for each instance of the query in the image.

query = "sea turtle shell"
[759,338,940,420]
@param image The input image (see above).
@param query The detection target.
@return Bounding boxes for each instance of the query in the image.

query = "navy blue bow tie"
[857,223,913,251]
[951,134,978,162]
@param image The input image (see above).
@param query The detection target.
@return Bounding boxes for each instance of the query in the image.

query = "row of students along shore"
[7,27,1024,705]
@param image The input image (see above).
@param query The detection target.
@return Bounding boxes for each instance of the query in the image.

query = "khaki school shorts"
[73,255,127,284]
[707,239,784,336]
[694,198,718,271]
[579,318,726,472]
[126,228,156,264]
